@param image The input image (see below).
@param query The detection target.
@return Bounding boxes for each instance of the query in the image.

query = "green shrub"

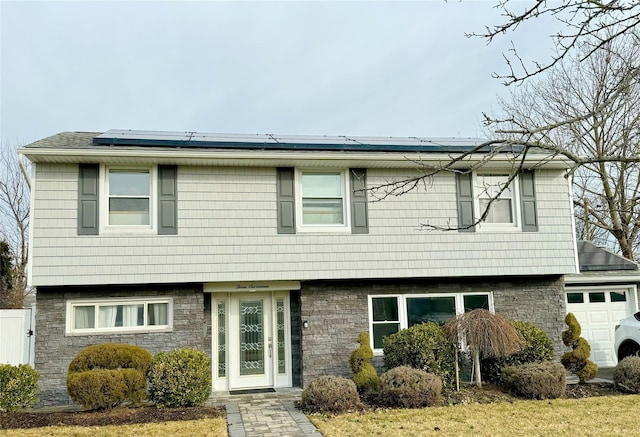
[67,368,146,410]
[613,356,640,393]
[147,348,211,408]
[68,343,152,374]
[300,376,361,414]
[380,366,442,408]
[382,322,455,387]
[561,313,597,383]
[349,332,380,394]
[67,343,152,410]
[501,362,566,399]
[0,364,39,412]
[481,320,554,384]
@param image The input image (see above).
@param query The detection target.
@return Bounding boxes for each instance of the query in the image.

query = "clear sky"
[1,1,558,144]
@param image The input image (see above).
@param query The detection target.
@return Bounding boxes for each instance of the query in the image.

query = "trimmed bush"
[501,362,566,399]
[68,343,152,374]
[300,376,361,414]
[148,348,211,408]
[613,356,640,393]
[380,366,442,408]
[67,368,146,410]
[349,332,380,394]
[382,322,456,387]
[481,320,554,384]
[561,313,597,383]
[67,343,151,410]
[0,364,39,412]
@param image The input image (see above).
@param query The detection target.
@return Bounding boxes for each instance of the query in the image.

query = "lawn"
[309,394,640,436]
[0,418,228,436]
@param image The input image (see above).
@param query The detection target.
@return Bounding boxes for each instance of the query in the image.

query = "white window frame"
[65,297,173,335]
[368,292,494,353]
[295,168,351,233]
[100,165,157,234]
[473,173,521,231]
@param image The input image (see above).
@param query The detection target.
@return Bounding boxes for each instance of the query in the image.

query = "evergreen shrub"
[481,320,554,384]
[66,343,151,410]
[613,356,640,393]
[0,364,39,412]
[501,362,566,399]
[300,376,361,414]
[382,322,455,387]
[147,348,211,408]
[379,366,442,408]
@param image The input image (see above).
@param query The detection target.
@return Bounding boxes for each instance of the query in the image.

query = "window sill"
[65,327,173,337]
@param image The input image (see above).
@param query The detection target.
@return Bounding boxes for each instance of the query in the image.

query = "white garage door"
[566,289,634,367]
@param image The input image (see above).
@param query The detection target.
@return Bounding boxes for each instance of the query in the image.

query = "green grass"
[309,394,640,436]
[0,418,228,437]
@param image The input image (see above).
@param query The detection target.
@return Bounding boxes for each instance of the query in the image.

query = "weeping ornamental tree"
[444,309,525,388]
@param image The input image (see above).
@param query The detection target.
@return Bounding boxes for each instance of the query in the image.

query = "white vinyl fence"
[0,307,35,366]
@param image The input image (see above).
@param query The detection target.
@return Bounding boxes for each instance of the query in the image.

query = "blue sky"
[1,1,558,144]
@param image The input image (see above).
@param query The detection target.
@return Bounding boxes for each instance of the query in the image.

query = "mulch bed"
[0,406,225,430]
[0,383,629,430]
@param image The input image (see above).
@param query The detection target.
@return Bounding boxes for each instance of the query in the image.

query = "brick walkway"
[208,388,319,437]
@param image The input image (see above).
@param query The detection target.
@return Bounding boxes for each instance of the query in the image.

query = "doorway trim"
[207,281,298,392]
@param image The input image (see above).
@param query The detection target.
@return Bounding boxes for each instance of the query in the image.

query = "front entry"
[211,290,292,391]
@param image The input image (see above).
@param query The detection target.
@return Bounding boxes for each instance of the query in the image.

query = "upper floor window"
[475,174,516,226]
[299,170,347,228]
[456,170,537,232]
[276,167,368,234]
[78,164,177,235]
[108,169,151,226]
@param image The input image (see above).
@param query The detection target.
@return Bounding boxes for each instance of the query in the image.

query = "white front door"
[228,293,273,389]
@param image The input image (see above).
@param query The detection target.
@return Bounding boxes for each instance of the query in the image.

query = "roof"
[26,129,493,153]
[19,129,573,170]
[577,240,638,272]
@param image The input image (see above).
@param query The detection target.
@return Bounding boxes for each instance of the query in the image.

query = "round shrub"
[481,320,554,384]
[68,343,152,374]
[148,348,211,408]
[67,343,151,410]
[380,366,442,408]
[0,364,39,412]
[382,322,455,387]
[613,356,640,393]
[349,332,380,394]
[300,376,361,414]
[67,368,146,410]
[501,362,566,399]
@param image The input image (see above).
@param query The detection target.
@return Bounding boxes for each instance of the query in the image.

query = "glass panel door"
[239,299,264,376]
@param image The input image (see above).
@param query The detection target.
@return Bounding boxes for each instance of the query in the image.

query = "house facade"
[20,130,578,406]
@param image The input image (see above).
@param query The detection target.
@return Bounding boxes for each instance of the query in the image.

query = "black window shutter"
[276,168,296,234]
[78,164,99,235]
[519,170,538,232]
[350,168,369,234]
[158,165,178,235]
[456,172,475,232]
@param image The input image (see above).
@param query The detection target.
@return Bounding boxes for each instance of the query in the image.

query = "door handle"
[268,337,272,358]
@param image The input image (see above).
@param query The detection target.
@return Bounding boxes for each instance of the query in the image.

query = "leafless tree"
[475,0,640,85]
[0,141,31,308]
[493,32,640,260]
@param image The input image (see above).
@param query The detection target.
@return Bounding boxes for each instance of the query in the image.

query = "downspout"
[18,153,31,189]
[567,169,580,274]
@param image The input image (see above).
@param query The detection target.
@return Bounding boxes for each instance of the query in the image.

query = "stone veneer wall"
[35,284,207,407]
[299,276,565,386]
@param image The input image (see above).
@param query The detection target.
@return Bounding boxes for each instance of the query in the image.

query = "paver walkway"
[208,388,319,437]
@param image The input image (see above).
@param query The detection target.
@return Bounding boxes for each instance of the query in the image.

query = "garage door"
[566,289,634,367]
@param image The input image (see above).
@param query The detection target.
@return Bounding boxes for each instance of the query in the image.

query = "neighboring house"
[565,240,640,367]
[20,130,578,406]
